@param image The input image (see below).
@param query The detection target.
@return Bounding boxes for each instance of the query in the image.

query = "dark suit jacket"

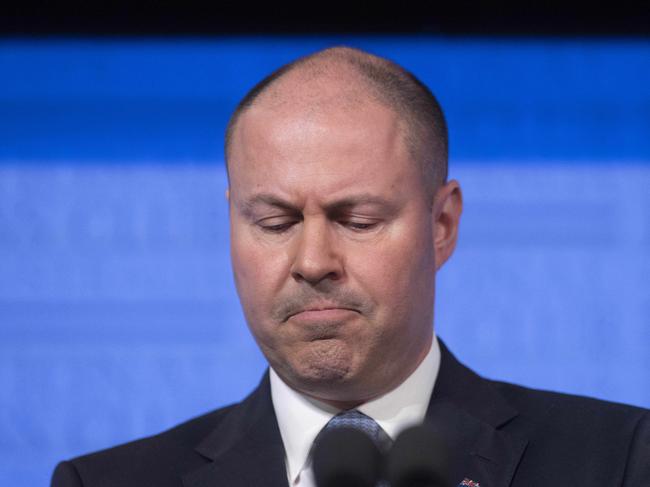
[52,341,650,486]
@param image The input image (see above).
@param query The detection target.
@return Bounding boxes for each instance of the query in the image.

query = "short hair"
[225,47,449,196]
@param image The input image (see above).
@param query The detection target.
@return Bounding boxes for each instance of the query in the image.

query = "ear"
[432,180,463,271]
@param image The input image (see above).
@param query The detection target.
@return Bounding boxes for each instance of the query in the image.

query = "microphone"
[387,423,450,487]
[312,427,383,487]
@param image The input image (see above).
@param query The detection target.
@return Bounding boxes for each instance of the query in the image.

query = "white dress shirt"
[270,335,441,487]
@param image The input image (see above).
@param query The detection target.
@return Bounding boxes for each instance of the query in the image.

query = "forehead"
[228,98,419,204]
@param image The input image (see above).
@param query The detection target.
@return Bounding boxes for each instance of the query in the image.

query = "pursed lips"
[287,305,359,321]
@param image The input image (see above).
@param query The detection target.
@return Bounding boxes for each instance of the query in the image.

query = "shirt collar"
[270,335,441,484]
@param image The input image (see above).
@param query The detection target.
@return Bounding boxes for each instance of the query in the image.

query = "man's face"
[228,92,456,406]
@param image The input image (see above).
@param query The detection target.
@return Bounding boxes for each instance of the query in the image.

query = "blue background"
[0,38,649,486]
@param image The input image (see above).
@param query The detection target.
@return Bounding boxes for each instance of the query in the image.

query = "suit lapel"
[429,341,528,487]
[183,373,289,487]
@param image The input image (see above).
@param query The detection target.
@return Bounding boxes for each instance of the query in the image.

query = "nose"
[290,217,343,285]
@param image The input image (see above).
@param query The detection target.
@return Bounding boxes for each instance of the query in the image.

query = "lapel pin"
[459,478,481,487]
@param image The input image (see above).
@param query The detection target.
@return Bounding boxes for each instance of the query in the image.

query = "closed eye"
[258,221,298,233]
[340,220,380,231]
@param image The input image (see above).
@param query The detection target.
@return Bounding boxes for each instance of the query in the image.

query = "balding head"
[225,47,448,199]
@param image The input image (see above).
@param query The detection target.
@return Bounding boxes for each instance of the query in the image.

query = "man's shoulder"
[490,378,649,458]
[52,402,238,487]
[84,400,237,460]
[491,378,649,424]
[437,340,649,433]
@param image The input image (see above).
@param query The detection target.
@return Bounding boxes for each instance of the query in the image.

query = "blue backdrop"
[0,38,649,486]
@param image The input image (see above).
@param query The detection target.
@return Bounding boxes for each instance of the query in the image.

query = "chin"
[283,339,356,389]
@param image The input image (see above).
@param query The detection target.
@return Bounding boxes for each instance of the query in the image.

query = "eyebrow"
[238,192,398,216]
[239,194,295,216]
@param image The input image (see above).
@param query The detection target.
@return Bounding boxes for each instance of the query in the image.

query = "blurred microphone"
[312,427,383,487]
[387,423,450,487]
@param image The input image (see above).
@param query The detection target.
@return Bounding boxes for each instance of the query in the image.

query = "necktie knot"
[321,409,392,454]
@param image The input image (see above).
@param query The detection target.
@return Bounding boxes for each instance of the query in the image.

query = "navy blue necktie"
[313,409,392,487]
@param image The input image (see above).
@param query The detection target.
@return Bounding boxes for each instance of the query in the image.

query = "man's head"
[226,47,462,408]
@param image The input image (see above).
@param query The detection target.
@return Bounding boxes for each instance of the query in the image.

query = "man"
[52,47,649,486]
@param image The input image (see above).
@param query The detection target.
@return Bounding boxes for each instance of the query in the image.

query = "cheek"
[350,223,435,313]
[230,230,288,318]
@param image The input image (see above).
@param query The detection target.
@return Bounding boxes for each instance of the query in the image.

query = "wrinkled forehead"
[227,96,417,205]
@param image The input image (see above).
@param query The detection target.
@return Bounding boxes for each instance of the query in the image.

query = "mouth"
[287,306,359,323]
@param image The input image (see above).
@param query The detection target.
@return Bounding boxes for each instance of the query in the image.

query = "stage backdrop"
[0,38,649,486]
